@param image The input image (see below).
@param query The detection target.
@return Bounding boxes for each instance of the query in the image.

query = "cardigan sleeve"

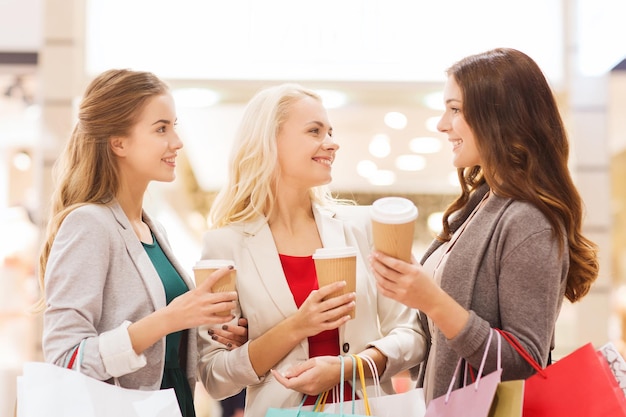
[448,224,567,381]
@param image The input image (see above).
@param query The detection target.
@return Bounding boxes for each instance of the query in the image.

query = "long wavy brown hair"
[439,48,598,303]
[34,69,169,312]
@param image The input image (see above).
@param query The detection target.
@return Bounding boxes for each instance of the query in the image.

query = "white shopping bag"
[16,361,182,417]
[299,354,427,417]
[599,342,626,398]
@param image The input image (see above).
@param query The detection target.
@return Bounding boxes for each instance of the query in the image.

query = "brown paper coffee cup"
[370,197,418,263]
[193,259,236,317]
[313,247,357,319]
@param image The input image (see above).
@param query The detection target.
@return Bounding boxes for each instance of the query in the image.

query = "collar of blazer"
[106,200,168,311]
[239,204,349,320]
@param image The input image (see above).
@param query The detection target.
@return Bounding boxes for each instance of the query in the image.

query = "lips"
[450,139,462,150]
[312,157,332,166]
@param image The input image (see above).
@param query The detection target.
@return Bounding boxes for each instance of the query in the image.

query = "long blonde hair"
[208,83,341,228]
[34,69,169,312]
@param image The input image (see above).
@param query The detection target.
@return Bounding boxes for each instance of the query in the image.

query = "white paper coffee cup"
[370,197,418,262]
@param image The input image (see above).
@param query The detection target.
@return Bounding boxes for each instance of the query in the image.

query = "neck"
[115,187,145,223]
[268,188,314,234]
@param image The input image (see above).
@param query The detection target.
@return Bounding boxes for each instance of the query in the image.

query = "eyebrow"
[445,98,461,104]
[307,120,333,130]
[151,119,173,125]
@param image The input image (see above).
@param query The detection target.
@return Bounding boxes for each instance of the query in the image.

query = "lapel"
[313,205,347,248]
[144,213,195,290]
[107,201,166,311]
[439,193,511,309]
[243,205,348,320]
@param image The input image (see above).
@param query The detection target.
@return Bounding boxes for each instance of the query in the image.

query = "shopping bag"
[353,354,426,417]
[498,329,626,417]
[483,330,525,417]
[265,355,370,417]
[487,379,524,417]
[16,341,182,417]
[425,330,501,417]
[297,354,426,417]
[598,341,626,398]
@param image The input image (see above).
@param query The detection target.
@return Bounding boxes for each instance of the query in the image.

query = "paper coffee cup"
[370,197,418,263]
[313,247,357,319]
[193,259,237,317]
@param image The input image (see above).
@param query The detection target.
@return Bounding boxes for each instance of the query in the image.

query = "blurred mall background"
[1,0,626,415]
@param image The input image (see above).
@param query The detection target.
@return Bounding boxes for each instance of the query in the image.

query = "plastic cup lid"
[312,246,358,259]
[193,259,235,269]
[370,197,418,224]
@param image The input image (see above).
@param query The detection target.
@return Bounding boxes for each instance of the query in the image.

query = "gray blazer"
[197,204,426,417]
[42,200,198,391]
[417,185,568,400]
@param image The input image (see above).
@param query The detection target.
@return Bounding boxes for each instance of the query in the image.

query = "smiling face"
[276,96,338,189]
[111,93,182,187]
[437,76,481,169]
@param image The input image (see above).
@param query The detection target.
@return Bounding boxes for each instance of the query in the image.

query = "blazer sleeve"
[42,207,146,379]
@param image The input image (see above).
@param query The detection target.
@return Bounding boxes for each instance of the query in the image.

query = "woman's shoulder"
[62,202,116,226]
[327,203,371,223]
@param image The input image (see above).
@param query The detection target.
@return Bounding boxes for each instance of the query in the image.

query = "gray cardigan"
[42,201,198,391]
[417,185,568,400]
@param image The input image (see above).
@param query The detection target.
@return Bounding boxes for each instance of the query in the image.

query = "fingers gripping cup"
[193,259,237,317]
[312,247,357,319]
[370,197,418,263]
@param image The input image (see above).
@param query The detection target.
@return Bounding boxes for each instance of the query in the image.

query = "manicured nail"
[228,265,234,270]
[222,324,228,330]
[207,329,214,335]
[211,335,218,341]
[227,342,232,348]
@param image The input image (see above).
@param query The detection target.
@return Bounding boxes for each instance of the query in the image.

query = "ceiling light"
[423,92,445,110]
[368,170,396,186]
[425,116,441,133]
[409,136,442,154]
[384,112,407,130]
[13,151,31,171]
[172,88,220,108]
[356,160,378,178]
[427,212,444,234]
[315,89,347,109]
[395,154,426,171]
[369,134,391,158]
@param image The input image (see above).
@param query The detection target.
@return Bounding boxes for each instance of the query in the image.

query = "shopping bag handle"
[445,329,495,403]
[495,328,547,378]
[358,354,382,397]
[352,355,372,415]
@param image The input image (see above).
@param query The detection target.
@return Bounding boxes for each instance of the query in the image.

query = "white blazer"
[197,204,426,417]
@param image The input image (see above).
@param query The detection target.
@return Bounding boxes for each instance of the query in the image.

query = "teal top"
[142,233,196,417]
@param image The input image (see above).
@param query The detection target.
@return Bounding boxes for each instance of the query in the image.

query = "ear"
[109,136,127,157]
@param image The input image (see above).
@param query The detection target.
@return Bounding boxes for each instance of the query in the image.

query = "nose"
[171,131,183,150]
[322,134,339,151]
[436,115,447,133]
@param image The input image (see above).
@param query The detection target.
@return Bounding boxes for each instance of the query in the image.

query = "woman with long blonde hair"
[198,83,426,417]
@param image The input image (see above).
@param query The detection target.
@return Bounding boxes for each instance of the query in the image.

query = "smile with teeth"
[313,157,332,166]
[162,157,176,165]
[451,139,463,149]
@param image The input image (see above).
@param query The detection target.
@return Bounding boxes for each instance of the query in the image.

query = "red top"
[279,254,354,405]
